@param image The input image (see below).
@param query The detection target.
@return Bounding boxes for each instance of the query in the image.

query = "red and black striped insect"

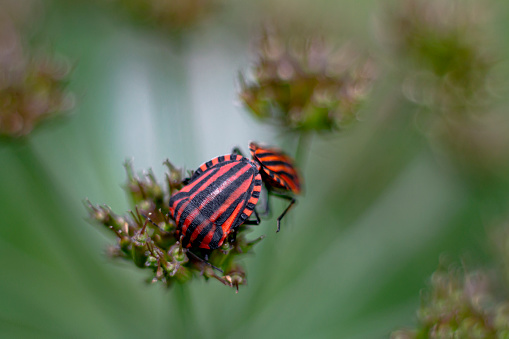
[248,142,301,232]
[169,154,262,250]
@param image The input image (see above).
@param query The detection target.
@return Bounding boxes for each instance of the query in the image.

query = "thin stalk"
[294,131,311,169]
[161,38,203,338]
[234,92,423,330]
[154,39,198,164]
[173,282,201,338]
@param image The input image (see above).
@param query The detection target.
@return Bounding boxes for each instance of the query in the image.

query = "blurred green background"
[2,0,509,338]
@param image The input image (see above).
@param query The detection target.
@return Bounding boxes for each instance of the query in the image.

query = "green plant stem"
[164,41,202,338]
[154,40,198,163]
[233,92,424,331]
[236,132,311,328]
[173,283,200,338]
[294,131,311,169]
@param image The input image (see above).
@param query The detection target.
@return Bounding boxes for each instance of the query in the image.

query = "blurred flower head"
[491,222,509,287]
[382,0,494,116]
[86,159,263,291]
[391,266,509,338]
[239,26,375,132]
[109,0,221,34]
[0,6,72,139]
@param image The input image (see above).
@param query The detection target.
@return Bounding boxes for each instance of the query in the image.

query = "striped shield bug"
[169,154,262,250]
[248,141,301,232]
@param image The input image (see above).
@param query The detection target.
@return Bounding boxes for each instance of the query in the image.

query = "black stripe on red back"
[169,154,261,249]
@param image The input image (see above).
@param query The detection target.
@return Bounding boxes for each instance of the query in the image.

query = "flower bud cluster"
[392,267,509,338]
[86,160,264,291]
[383,0,505,189]
[239,27,375,132]
[0,14,72,138]
[386,0,493,116]
[109,0,220,33]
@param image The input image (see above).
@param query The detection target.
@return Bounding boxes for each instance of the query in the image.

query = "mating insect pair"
[169,142,301,250]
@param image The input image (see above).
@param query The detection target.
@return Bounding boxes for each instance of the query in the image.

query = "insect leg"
[230,209,260,244]
[268,192,296,233]
[261,187,271,217]
[142,213,161,229]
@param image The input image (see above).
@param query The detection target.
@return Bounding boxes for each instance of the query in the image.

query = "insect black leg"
[261,188,271,217]
[142,213,161,230]
[231,209,260,243]
[229,231,237,243]
[268,192,296,233]
[276,198,295,233]
[243,208,260,225]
